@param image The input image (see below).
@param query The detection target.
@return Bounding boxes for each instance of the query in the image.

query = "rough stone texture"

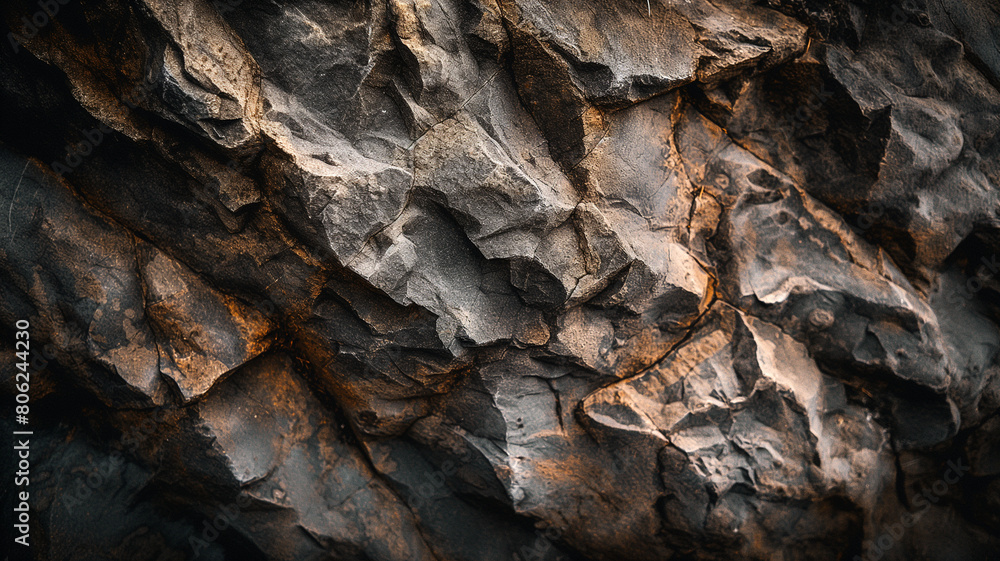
[1,0,999,560]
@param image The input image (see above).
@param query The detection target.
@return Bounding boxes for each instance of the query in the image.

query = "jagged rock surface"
[1,0,999,560]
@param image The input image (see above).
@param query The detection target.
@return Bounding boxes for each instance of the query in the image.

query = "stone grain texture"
[1,0,999,560]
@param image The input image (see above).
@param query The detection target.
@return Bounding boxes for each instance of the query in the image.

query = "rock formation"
[1,0,999,559]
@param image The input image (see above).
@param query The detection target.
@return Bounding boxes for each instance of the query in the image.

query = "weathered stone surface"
[138,242,274,401]
[2,0,1000,559]
[0,149,167,408]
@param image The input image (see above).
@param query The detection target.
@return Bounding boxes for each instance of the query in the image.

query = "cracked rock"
[2,0,1000,559]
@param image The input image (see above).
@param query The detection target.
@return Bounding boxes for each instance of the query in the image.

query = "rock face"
[1,0,999,559]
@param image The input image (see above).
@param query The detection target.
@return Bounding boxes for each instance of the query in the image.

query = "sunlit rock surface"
[1,0,999,559]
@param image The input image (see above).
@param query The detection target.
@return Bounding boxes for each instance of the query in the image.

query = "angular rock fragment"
[676,107,981,449]
[501,0,807,164]
[118,353,438,560]
[138,243,273,401]
[581,304,890,558]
